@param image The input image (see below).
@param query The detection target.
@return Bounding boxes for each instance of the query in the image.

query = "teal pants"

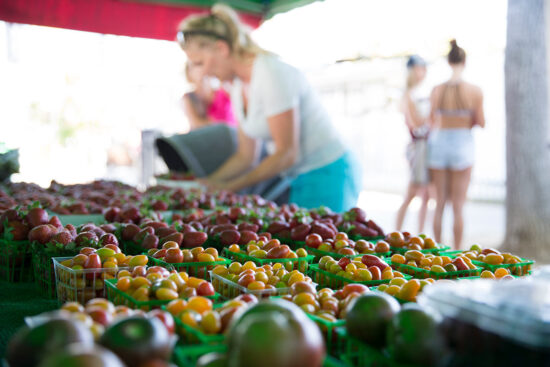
[289,151,362,212]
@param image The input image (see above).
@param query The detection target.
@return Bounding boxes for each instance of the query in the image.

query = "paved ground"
[357,191,505,250]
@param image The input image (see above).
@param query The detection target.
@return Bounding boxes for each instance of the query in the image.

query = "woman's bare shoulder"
[430,83,446,97]
[462,81,483,96]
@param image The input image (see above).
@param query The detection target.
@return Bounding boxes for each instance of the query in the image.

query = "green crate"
[210,271,296,300]
[173,344,226,367]
[305,246,390,262]
[222,248,314,272]
[308,264,409,289]
[390,244,450,255]
[105,278,220,311]
[172,342,350,367]
[163,305,225,345]
[148,256,231,280]
[471,258,534,276]
[0,239,32,282]
[390,261,482,279]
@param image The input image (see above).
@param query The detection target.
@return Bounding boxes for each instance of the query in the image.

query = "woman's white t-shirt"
[230,53,346,177]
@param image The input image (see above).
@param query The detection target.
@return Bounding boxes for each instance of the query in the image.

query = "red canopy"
[0,0,263,41]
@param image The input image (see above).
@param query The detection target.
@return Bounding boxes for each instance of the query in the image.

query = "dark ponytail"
[448,39,466,64]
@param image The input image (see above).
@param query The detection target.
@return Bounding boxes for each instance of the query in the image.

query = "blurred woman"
[396,55,432,233]
[428,40,485,249]
[176,4,361,211]
[182,62,236,130]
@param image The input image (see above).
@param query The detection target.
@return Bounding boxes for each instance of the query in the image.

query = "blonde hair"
[179,4,265,57]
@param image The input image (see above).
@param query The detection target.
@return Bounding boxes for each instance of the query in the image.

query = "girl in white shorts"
[428,40,485,250]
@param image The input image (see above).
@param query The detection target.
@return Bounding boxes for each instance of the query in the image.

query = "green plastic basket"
[305,246,390,262]
[162,304,225,345]
[271,236,304,249]
[148,255,231,280]
[0,239,32,282]
[105,278,220,311]
[437,250,464,257]
[368,286,413,304]
[173,344,226,367]
[172,342,350,367]
[471,258,534,276]
[308,264,408,289]
[210,271,297,300]
[31,242,85,298]
[335,327,393,367]
[349,234,385,242]
[32,250,57,298]
[389,261,482,279]
[308,313,345,354]
[390,244,450,255]
[438,250,534,276]
[222,248,314,273]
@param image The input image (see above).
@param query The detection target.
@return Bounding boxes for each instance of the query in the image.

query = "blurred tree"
[504,0,550,261]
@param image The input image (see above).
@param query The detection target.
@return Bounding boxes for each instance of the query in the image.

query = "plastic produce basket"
[349,234,385,242]
[0,239,32,282]
[390,244,450,255]
[308,313,345,354]
[471,258,534,276]
[270,236,304,249]
[105,278,220,311]
[437,250,464,257]
[164,305,225,345]
[53,257,128,304]
[173,344,226,367]
[148,256,231,280]
[390,261,482,279]
[335,327,398,367]
[438,250,534,276]
[210,271,299,299]
[172,342,350,367]
[368,286,413,304]
[32,250,58,298]
[305,246,390,262]
[222,248,314,272]
[308,264,406,289]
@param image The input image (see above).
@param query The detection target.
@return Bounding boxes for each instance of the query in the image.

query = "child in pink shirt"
[182,63,236,129]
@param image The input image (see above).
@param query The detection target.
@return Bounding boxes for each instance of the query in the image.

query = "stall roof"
[0,0,321,41]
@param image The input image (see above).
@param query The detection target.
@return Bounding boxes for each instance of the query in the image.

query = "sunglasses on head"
[177,30,231,45]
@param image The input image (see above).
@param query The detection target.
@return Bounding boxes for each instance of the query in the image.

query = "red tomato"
[148,309,175,335]
[196,282,215,296]
[305,234,323,249]
[164,248,183,264]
